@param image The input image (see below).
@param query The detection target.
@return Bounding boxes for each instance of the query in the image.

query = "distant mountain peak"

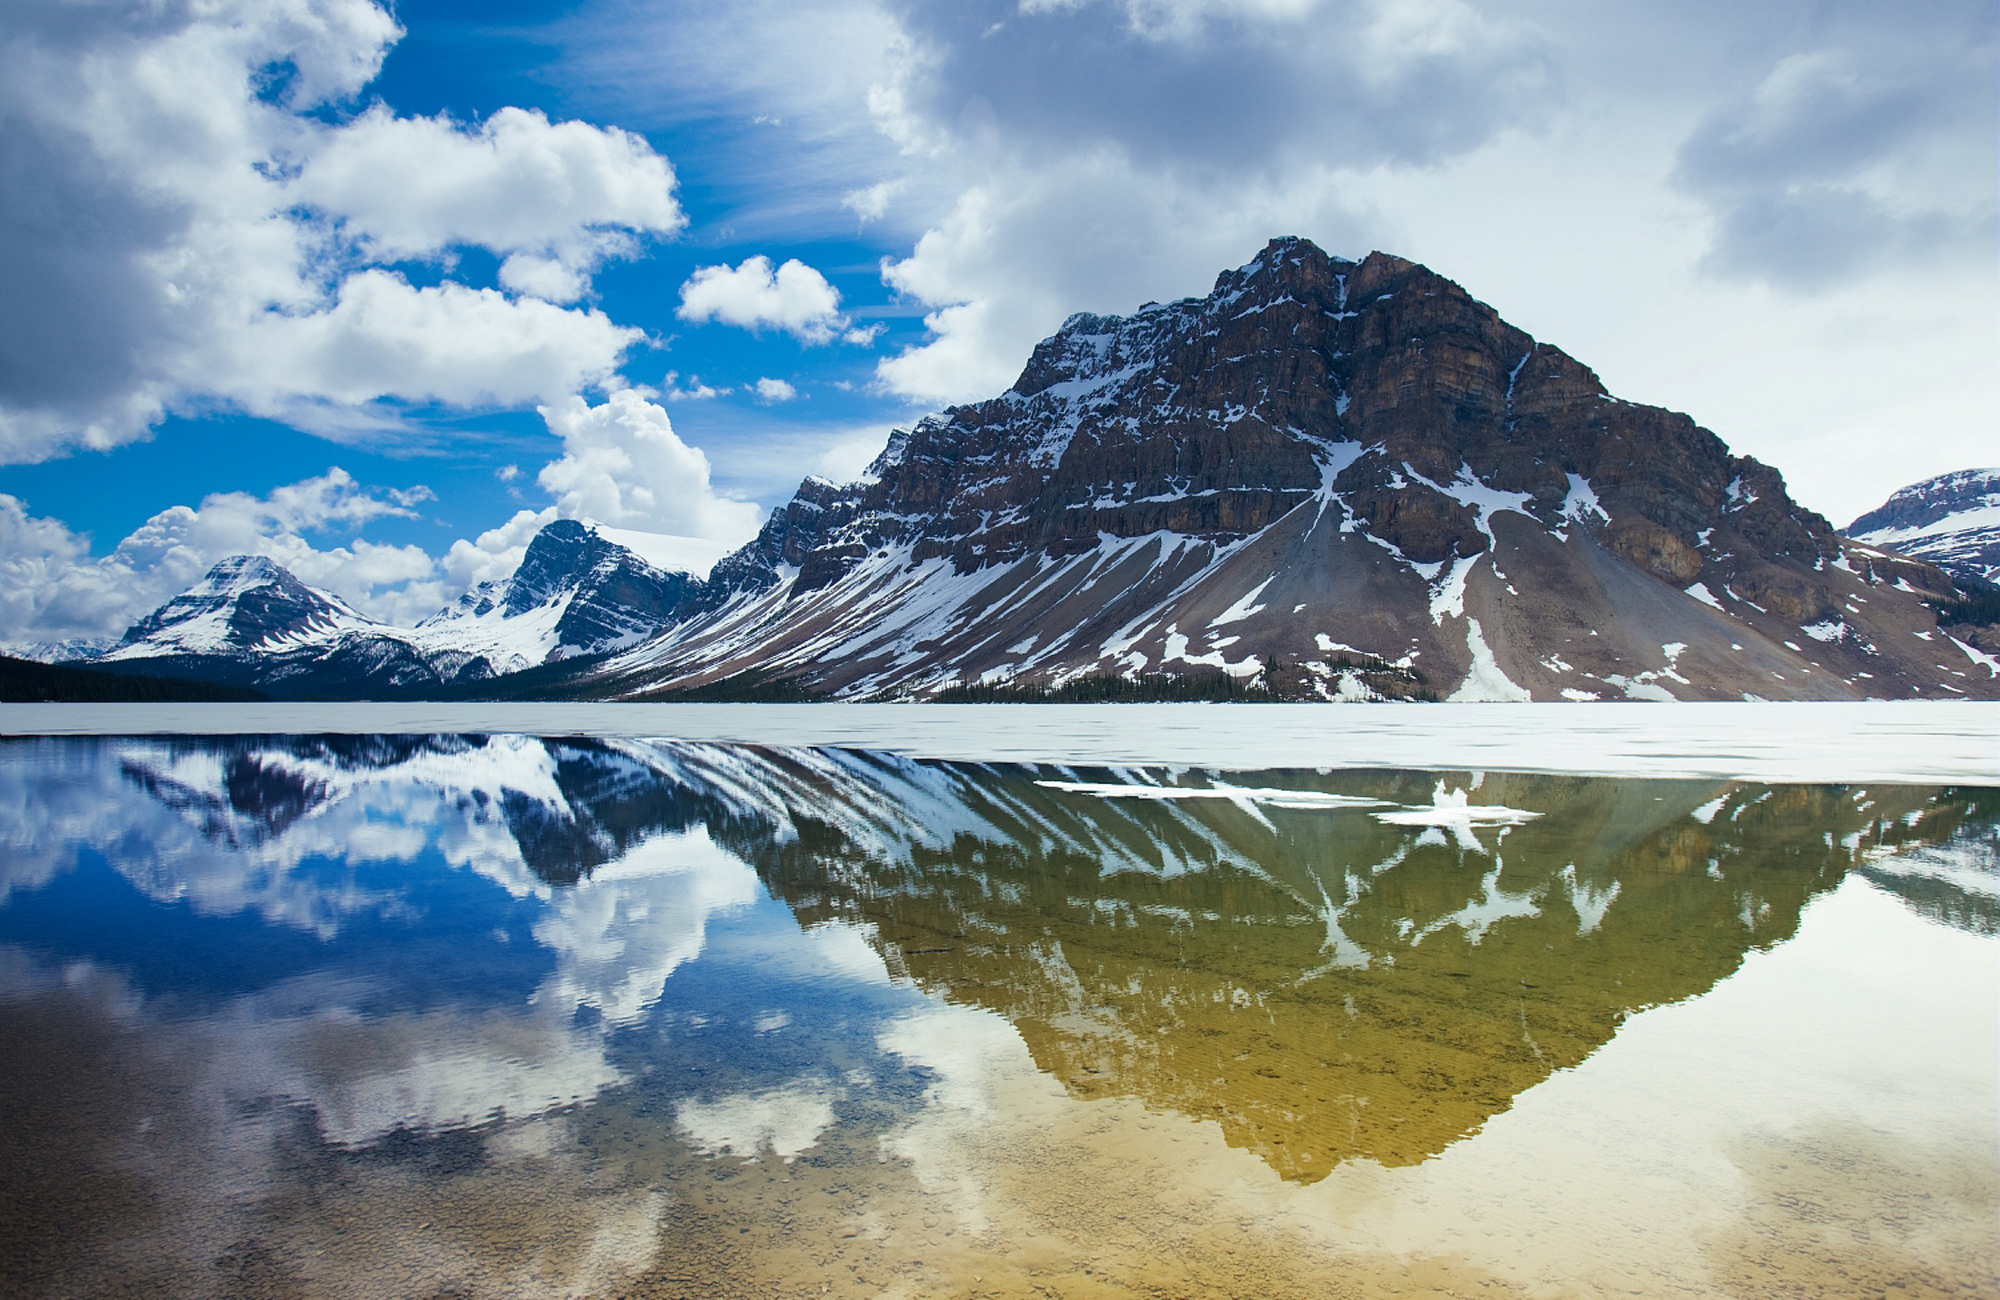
[408,518,701,675]
[116,555,375,655]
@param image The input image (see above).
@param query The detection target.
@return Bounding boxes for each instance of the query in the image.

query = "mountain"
[1848,469,2000,587]
[412,519,699,675]
[579,238,1997,702]
[71,243,1998,703]
[92,522,700,697]
[112,554,379,655]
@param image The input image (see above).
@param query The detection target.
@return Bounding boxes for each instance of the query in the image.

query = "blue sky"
[1,0,1994,644]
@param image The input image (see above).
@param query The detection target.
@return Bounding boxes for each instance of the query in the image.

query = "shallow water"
[0,732,1994,1298]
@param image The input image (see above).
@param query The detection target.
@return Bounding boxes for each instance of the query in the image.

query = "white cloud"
[810,425,898,484]
[876,156,1367,403]
[595,0,1988,523]
[676,255,855,344]
[216,272,645,413]
[292,104,686,304]
[537,391,766,542]
[752,377,799,402]
[0,389,778,644]
[0,0,681,463]
[661,372,729,401]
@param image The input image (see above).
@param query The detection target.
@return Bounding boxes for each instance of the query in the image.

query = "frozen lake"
[2,699,1995,784]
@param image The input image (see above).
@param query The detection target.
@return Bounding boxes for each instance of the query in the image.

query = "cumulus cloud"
[292,105,686,304]
[810,424,898,484]
[0,470,447,642]
[876,154,1369,402]
[0,387,773,643]
[215,273,645,414]
[537,391,765,542]
[854,0,1554,401]
[752,378,799,402]
[0,0,682,463]
[570,0,1993,519]
[676,256,857,344]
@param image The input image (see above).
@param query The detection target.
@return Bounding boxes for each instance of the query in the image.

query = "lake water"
[0,708,1995,1298]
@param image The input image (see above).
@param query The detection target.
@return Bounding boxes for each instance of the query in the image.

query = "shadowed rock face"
[595,238,1997,702]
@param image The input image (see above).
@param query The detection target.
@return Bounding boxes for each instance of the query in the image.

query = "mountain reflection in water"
[0,733,1993,1298]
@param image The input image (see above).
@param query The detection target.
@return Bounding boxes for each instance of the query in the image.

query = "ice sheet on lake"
[1035,780,1390,809]
[4,700,1995,786]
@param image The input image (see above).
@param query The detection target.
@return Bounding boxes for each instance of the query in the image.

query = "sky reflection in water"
[0,733,1994,1298]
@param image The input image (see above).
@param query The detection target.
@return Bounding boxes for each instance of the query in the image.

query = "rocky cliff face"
[1849,469,2000,586]
[591,238,1995,701]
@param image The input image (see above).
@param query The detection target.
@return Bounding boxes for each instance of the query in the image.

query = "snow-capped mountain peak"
[1849,469,2000,586]
[90,519,708,696]
[410,519,702,675]
[112,555,381,658]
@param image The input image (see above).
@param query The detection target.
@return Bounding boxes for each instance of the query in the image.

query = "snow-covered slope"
[1849,469,2000,586]
[580,239,1995,702]
[0,635,116,664]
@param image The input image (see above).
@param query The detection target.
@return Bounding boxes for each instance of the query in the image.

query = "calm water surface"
[0,732,1994,1298]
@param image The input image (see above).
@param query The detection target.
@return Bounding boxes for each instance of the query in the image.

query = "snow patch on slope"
[1448,619,1533,702]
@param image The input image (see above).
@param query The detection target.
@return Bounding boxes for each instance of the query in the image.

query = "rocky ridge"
[586,238,1996,702]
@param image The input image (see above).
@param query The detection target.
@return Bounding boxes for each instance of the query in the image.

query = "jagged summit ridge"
[70,242,2000,702]
[585,237,1995,701]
